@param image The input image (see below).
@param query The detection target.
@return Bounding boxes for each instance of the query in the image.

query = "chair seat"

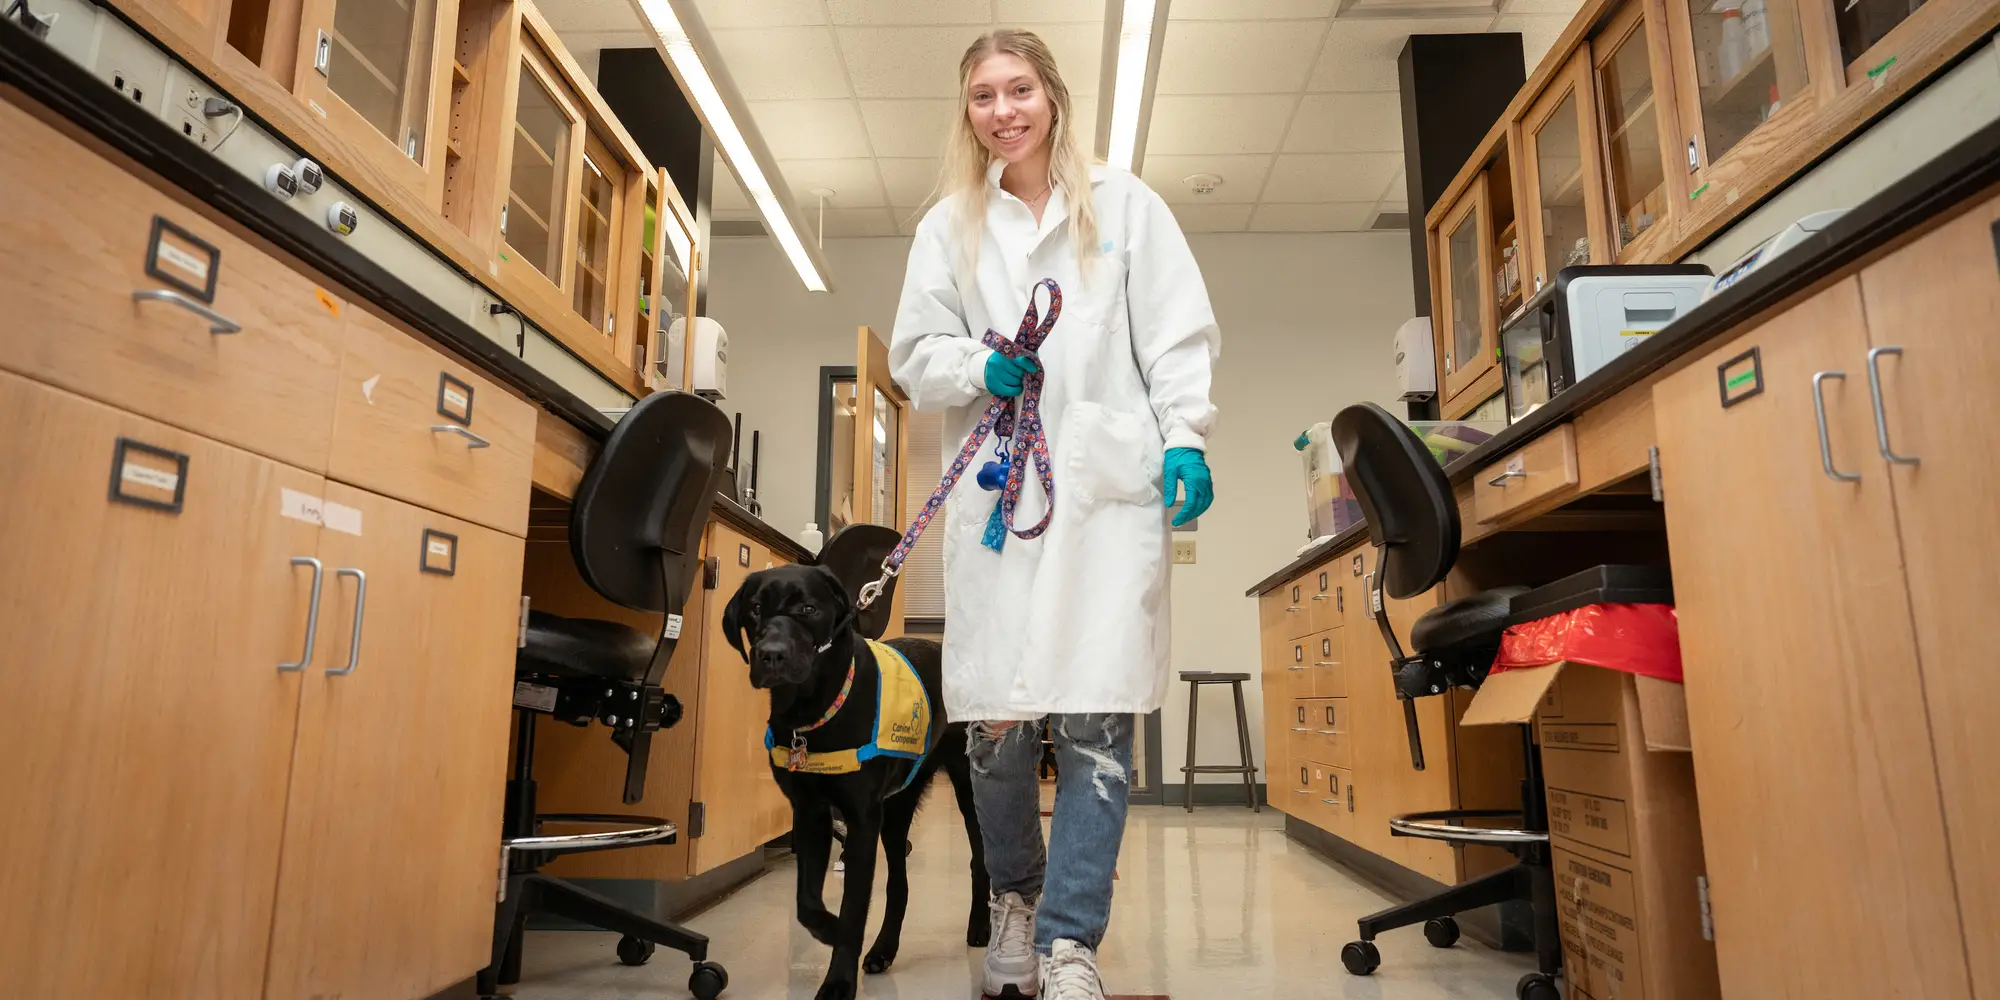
[520,610,656,682]
[1410,586,1533,654]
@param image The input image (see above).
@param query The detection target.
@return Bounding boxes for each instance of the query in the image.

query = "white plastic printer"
[1500,265,1711,422]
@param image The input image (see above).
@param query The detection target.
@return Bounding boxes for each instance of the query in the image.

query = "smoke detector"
[1183,173,1224,196]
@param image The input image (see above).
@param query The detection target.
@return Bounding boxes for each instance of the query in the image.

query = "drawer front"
[1310,629,1345,697]
[1259,587,1288,637]
[1306,566,1344,632]
[1312,763,1356,840]
[1284,639,1317,701]
[1281,577,1314,639]
[329,311,535,536]
[1474,423,1579,524]
[1287,701,1316,764]
[0,99,344,472]
[1310,698,1352,767]
[1284,758,1316,818]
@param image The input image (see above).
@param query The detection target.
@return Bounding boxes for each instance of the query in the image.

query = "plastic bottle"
[1717,3,1748,82]
[1742,0,1770,57]
[799,522,824,554]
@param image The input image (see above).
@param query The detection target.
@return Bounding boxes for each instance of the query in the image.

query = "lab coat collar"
[985,158,1108,250]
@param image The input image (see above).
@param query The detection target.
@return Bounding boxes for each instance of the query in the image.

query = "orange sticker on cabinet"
[315,287,341,317]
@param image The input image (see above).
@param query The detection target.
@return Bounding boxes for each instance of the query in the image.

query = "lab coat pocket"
[1064,401,1163,506]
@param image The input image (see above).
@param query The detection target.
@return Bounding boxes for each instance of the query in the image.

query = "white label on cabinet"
[428,537,452,558]
[442,386,470,411]
[121,462,181,492]
[323,502,362,536]
[155,243,211,285]
[360,375,380,404]
[664,614,684,640]
[280,487,325,525]
[1506,454,1525,476]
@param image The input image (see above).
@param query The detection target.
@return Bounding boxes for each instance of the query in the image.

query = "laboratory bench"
[1252,101,2000,997]
[0,12,803,998]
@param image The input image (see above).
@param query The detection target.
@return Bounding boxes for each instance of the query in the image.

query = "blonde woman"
[889,29,1220,1000]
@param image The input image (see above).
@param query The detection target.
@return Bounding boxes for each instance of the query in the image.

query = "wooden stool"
[1178,671,1259,813]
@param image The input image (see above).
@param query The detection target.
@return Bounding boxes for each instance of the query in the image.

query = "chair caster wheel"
[1517,972,1560,1000]
[1341,940,1381,976]
[689,961,728,999]
[616,935,654,966]
[1424,916,1461,948]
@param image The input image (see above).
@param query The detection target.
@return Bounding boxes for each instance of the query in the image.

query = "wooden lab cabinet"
[1430,143,1522,418]
[1593,0,1687,262]
[1652,192,2000,999]
[0,95,531,998]
[1521,50,1611,289]
[289,0,461,203]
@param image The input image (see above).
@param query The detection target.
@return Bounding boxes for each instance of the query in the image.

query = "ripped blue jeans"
[967,714,1133,954]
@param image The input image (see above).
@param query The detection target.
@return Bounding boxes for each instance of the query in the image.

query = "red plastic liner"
[1493,603,1683,684]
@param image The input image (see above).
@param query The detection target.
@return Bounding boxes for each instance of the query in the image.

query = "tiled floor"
[468,800,1533,999]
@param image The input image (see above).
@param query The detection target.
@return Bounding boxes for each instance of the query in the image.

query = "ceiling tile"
[1378,167,1409,208]
[1171,0,1337,16]
[535,0,643,35]
[1144,95,1296,155]
[1501,0,1586,14]
[1156,20,1324,94]
[1139,154,1274,204]
[1018,22,1104,97]
[879,157,948,207]
[1249,202,1380,231]
[1164,202,1255,233]
[686,0,828,28]
[1306,17,1494,91]
[746,100,875,159]
[778,158,891,208]
[807,207,900,238]
[997,0,1102,21]
[710,26,850,100]
[1491,13,1574,70]
[1283,92,1403,153]
[827,0,993,25]
[839,27,972,97]
[1261,152,1402,201]
[861,99,960,157]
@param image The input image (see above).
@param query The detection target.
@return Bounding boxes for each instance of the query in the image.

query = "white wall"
[708,229,1414,786]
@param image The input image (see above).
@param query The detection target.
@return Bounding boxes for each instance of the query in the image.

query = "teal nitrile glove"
[1164,447,1213,527]
[983,351,1039,398]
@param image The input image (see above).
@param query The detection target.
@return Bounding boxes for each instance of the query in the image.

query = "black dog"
[723,564,988,1000]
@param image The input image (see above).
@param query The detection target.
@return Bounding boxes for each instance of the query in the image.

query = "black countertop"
[1249,109,2000,597]
[0,15,809,561]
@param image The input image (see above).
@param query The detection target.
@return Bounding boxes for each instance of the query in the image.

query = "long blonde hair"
[941,30,1099,272]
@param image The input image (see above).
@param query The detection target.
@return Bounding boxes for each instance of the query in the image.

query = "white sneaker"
[1038,940,1104,1000]
[983,892,1039,998]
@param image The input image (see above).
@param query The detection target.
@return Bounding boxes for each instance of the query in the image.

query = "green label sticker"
[1718,346,1765,408]
[1690,183,1710,201]
[1867,55,1898,79]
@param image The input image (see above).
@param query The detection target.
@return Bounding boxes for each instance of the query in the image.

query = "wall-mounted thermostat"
[326,202,358,236]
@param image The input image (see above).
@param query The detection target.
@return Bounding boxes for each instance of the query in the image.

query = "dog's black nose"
[752,643,790,682]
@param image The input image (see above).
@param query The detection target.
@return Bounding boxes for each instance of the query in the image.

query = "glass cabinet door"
[503,52,574,282]
[571,134,623,337]
[1436,174,1496,405]
[1523,52,1608,288]
[1597,3,1674,257]
[1836,0,1928,72]
[1674,0,1813,168]
[294,0,447,190]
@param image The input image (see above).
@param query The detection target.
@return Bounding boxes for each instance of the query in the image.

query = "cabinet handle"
[431,424,492,449]
[1292,789,1310,795]
[1812,371,1861,483]
[1315,661,1336,666]
[1316,730,1339,736]
[1349,784,1356,812]
[327,568,367,676]
[1487,468,1526,487]
[132,288,241,334]
[1287,665,1306,671]
[1290,727,1311,733]
[279,556,324,671]
[1865,347,1919,466]
[1363,572,1376,617]
[1312,594,1333,601]
[1285,605,1303,613]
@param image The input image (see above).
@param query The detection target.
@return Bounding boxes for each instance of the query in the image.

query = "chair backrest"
[816,523,902,639]
[570,391,733,614]
[1330,402,1460,599]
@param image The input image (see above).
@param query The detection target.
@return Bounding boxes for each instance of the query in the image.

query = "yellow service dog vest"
[766,640,933,791]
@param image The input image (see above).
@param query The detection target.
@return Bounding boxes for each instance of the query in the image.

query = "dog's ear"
[721,575,756,663]
[812,565,854,618]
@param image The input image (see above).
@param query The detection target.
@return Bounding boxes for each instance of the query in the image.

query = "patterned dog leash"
[857,279,1062,611]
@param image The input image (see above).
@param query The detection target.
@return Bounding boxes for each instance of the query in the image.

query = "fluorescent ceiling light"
[631,0,831,292]
[1099,0,1170,172]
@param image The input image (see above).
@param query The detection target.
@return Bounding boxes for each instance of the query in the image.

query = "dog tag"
[787,734,810,771]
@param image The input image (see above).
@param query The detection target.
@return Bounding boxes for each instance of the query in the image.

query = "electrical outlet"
[1173,539,1197,565]
[92,17,170,113]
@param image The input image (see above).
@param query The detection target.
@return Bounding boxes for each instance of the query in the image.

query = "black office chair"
[1330,403,1559,1000]
[813,523,902,639]
[479,391,733,1000]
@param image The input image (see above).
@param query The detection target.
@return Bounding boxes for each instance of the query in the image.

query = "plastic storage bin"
[1297,419,1504,541]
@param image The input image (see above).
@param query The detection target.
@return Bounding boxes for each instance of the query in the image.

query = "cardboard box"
[1463,663,1720,1000]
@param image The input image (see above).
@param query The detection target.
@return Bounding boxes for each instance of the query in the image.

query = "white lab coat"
[890,162,1220,721]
